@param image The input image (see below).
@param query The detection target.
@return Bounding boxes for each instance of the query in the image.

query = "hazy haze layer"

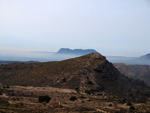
[0,0,150,56]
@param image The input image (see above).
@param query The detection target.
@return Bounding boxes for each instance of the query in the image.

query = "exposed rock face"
[0,53,150,102]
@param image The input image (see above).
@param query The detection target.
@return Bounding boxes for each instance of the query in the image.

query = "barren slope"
[0,53,150,102]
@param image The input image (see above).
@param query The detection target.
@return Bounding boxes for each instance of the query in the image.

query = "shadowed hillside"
[0,53,150,102]
[114,63,150,86]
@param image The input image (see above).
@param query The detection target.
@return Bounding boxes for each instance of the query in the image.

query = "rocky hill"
[0,53,150,102]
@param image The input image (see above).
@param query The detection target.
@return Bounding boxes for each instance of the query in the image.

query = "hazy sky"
[0,0,150,56]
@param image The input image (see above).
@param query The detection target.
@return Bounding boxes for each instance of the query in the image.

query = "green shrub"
[62,78,66,82]
[75,87,80,93]
[75,87,79,91]
[127,101,132,106]
[6,85,9,88]
[0,90,2,95]
[3,85,9,89]
[109,104,112,107]
[85,90,91,95]
[97,93,102,96]
[38,95,51,103]
[119,98,127,104]
[130,105,135,110]
[87,81,93,85]
[70,96,77,101]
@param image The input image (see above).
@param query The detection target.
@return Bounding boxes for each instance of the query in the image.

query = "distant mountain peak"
[57,48,98,55]
[140,53,150,59]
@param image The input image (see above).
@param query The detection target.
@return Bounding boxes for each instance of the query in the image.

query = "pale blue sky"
[0,0,150,56]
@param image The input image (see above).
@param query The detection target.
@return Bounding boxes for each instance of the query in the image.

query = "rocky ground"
[0,85,150,113]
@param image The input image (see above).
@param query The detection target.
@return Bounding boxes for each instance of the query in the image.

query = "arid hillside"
[0,53,150,102]
[114,63,150,86]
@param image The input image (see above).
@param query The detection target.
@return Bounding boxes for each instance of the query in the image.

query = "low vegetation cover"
[85,90,91,95]
[38,95,51,103]
[70,96,77,101]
